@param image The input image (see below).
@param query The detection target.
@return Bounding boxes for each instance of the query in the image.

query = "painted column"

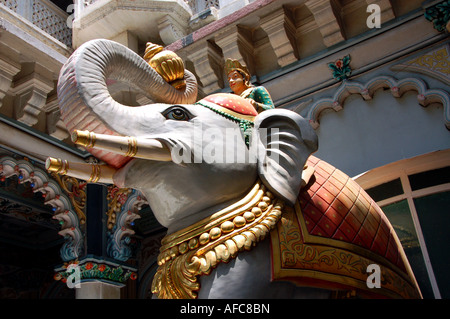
[75,184,119,299]
[54,183,139,299]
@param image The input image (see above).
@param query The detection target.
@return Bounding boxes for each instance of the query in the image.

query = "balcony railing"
[77,0,221,16]
[186,0,220,13]
[0,0,72,47]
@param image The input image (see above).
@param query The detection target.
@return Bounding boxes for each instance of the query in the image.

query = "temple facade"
[0,0,449,299]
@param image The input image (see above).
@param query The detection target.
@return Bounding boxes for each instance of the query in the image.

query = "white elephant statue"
[48,39,421,299]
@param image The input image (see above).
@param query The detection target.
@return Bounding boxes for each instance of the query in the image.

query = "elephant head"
[55,39,318,234]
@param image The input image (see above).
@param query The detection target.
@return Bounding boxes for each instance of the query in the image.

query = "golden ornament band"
[46,157,70,175]
[45,157,116,184]
[126,136,138,158]
[151,179,285,299]
[71,130,96,148]
[89,162,101,183]
[71,130,171,162]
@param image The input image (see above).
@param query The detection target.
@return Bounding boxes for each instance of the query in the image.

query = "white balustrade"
[0,0,72,47]
[76,0,221,16]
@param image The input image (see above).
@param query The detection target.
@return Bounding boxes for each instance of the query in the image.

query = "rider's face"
[228,71,247,95]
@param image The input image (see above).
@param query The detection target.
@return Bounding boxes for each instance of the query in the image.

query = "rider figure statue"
[225,58,274,113]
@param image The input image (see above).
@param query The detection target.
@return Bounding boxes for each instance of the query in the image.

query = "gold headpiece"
[225,58,251,82]
[144,42,186,90]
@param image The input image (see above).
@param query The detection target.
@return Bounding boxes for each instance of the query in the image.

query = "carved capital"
[215,25,255,76]
[260,7,299,67]
[304,0,345,47]
[187,41,224,95]
[11,73,54,127]
[158,14,187,46]
[0,57,21,109]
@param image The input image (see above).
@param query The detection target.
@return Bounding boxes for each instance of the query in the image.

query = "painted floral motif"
[328,55,352,81]
[106,186,132,230]
[54,260,137,284]
[408,47,450,76]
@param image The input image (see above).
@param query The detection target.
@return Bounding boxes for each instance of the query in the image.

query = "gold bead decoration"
[252,207,262,217]
[188,238,199,250]
[169,246,179,258]
[199,233,210,245]
[178,242,188,254]
[258,201,268,210]
[210,227,221,240]
[152,179,287,299]
[221,221,235,233]
[243,211,255,222]
[233,216,246,228]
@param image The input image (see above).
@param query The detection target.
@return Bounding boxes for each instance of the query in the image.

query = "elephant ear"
[251,109,318,205]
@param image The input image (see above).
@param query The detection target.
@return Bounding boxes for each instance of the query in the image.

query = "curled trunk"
[57,39,198,168]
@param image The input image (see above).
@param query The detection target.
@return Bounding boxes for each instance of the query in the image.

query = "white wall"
[313,89,450,177]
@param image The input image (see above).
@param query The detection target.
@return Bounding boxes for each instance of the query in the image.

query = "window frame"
[354,149,450,299]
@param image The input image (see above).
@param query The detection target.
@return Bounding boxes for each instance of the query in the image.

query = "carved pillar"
[187,41,224,95]
[70,184,112,299]
[260,7,299,68]
[54,184,140,299]
[0,57,20,110]
[76,282,122,299]
[215,25,255,76]
[45,95,70,141]
[305,0,345,47]
[10,72,53,127]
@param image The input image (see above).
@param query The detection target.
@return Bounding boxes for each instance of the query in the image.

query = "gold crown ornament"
[144,42,186,90]
[225,58,251,83]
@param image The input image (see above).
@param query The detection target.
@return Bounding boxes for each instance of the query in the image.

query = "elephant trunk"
[57,39,197,168]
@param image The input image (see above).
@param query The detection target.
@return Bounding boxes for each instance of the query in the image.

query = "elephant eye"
[163,106,192,121]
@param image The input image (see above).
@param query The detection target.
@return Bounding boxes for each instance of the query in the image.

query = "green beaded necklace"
[195,101,254,147]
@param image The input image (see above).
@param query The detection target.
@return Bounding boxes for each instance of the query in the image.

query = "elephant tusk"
[71,130,172,162]
[45,157,117,184]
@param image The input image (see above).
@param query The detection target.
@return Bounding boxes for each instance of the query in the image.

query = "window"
[355,150,450,299]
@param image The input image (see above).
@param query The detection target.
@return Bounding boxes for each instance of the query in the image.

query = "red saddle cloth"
[270,155,422,299]
[201,93,258,117]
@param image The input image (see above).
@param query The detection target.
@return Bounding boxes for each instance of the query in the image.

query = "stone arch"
[306,75,450,130]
